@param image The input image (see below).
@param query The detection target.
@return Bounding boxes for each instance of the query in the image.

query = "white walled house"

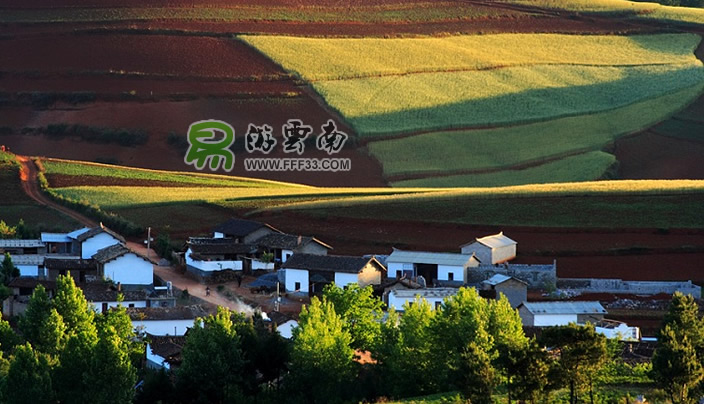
[93,244,153,287]
[256,233,332,264]
[75,226,125,259]
[281,254,385,295]
[212,218,281,244]
[518,301,607,327]
[594,319,641,341]
[460,232,517,265]
[83,285,148,313]
[185,238,255,279]
[386,249,480,285]
[387,288,459,312]
[127,307,199,336]
[11,255,45,277]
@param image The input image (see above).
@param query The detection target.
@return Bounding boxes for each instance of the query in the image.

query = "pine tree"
[5,343,53,404]
[85,326,137,404]
[289,296,355,404]
[505,338,549,404]
[1,252,19,283]
[54,329,98,404]
[0,318,21,354]
[176,307,244,404]
[53,273,95,336]
[19,285,66,355]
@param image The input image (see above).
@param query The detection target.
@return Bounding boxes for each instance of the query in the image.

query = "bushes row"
[16,91,97,108]
[37,171,143,237]
[45,124,148,147]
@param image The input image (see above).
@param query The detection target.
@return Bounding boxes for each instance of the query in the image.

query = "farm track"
[16,155,96,227]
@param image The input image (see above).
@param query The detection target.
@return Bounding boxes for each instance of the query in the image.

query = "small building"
[518,301,607,327]
[82,283,149,313]
[127,307,202,336]
[212,218,280,244]
[482,274,528,308]
[10,254,46,277]
[145,334,185,370]
[3,278,56,317]
[93,244,153,287]
[594,319,641,342]
[460,232,517,265]
[45,257,98,283]
[255,233,332,263]
[0,239,46,255]
[185,238,256,279]
[386,249,480,285]
[281,254,385,295]
[387,288,459,312]
[74,225,125,259]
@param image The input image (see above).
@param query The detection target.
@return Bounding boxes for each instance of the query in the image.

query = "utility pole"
[143,227,153,258]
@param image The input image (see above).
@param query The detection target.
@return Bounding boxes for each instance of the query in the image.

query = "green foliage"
[504,338,550,403]
[135,368,177,404]
[1,253,19,286]
[19,285,66,356]
[0,319,22,354]
[652,292,704,403]
[0,221,17,239]
[54,329,99,403]
[323,283,384,351]
[539,324,608,404]
[5,343,53,404]
[153,232,174,261]
[86,326,137,404]
[176,307,245,403]
[44,124,148,147]
[289,296,356,404]
[53,274,96,336]
[96,302,144,367]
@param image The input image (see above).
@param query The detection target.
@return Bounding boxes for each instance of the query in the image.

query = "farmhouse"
[0,239,46,255]
[2,278,56,317]
[93,244,154,287]
[10,254,46,277]
[386,288,458,312]
[45,257,97,283]
[185,237,256,279]
[146,334,185,370]
[82,283,149,313]
[518,301,607,327]
[386,248,480,285]
[213,218,280,244]
[481,274,528,308]
[40,224,125,258]
[460,232,516,265]
[281,254,385,295]
[127,306,203,336]
[255,233,332,264]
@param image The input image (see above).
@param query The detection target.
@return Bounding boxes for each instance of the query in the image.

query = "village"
[0,218,698,372]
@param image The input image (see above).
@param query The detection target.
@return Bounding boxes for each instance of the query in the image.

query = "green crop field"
[391,151,617,187]
[244,33,704,137]
[369,85,702,178]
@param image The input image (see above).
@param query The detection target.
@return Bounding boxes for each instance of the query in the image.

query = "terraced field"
[246,33,704,186]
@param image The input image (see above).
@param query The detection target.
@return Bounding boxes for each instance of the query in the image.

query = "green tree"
[0,221,16,239]
[652,292,704,403]
[0,318,22,354]
[289,296,355,404]
[323,283,384,351]
[53,273,95,336]
[5,343,53,404]
[19,285,66,355]
[505,338,550,404]
[54,328,98,404]
[176,307,244,404]
[85,326,137,404]
[1,252,19,282]
[430,287,496,400]
[96,298,144,366]
[539,323,608,404]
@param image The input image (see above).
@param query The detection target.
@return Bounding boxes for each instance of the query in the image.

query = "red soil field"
[0,98,385,187]
[614,131,704,180]
[0,0,452,8]
[249,213,704,282]
[0,35,288,79]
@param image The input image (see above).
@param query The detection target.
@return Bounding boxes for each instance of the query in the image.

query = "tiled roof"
[66,227,90,239]
[389,288,459,299]
[473,232,517,249]
[281,254,382,274]
[483,274,527,286]
[520,301,607,315]
[187,238,256,256]
[7,254,45,265]
[93,244,149,264]
[74,224,126,243]
[256,233,332,251]
[213,218,274,237]
[41,233,71,243]
[45,258,97,271]
[8,277,56,290]
[126,306,201,321]
[0,239,44,248]
[387,249,478,267]
[82,283,147,302]
[148,334,186,361]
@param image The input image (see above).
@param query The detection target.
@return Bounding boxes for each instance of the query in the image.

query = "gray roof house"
[281,254,386,294]
[518,301,607,327]
[386,249,480,285]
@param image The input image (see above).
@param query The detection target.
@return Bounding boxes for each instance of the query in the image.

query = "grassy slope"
[0,152,78,232]
[41,158,704,229]
[391,151,617,187]
[368,84,703,177]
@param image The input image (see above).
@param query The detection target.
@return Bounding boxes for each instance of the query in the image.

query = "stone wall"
[468,261,557,288]
[558,278,701,299]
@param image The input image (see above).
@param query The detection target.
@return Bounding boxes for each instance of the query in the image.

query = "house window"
[101,303,108,313]
[396,270,403,278]
[435,301,442,310]
[448,273,454,281]
[128,303,135,308]
[294,282,301,291]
